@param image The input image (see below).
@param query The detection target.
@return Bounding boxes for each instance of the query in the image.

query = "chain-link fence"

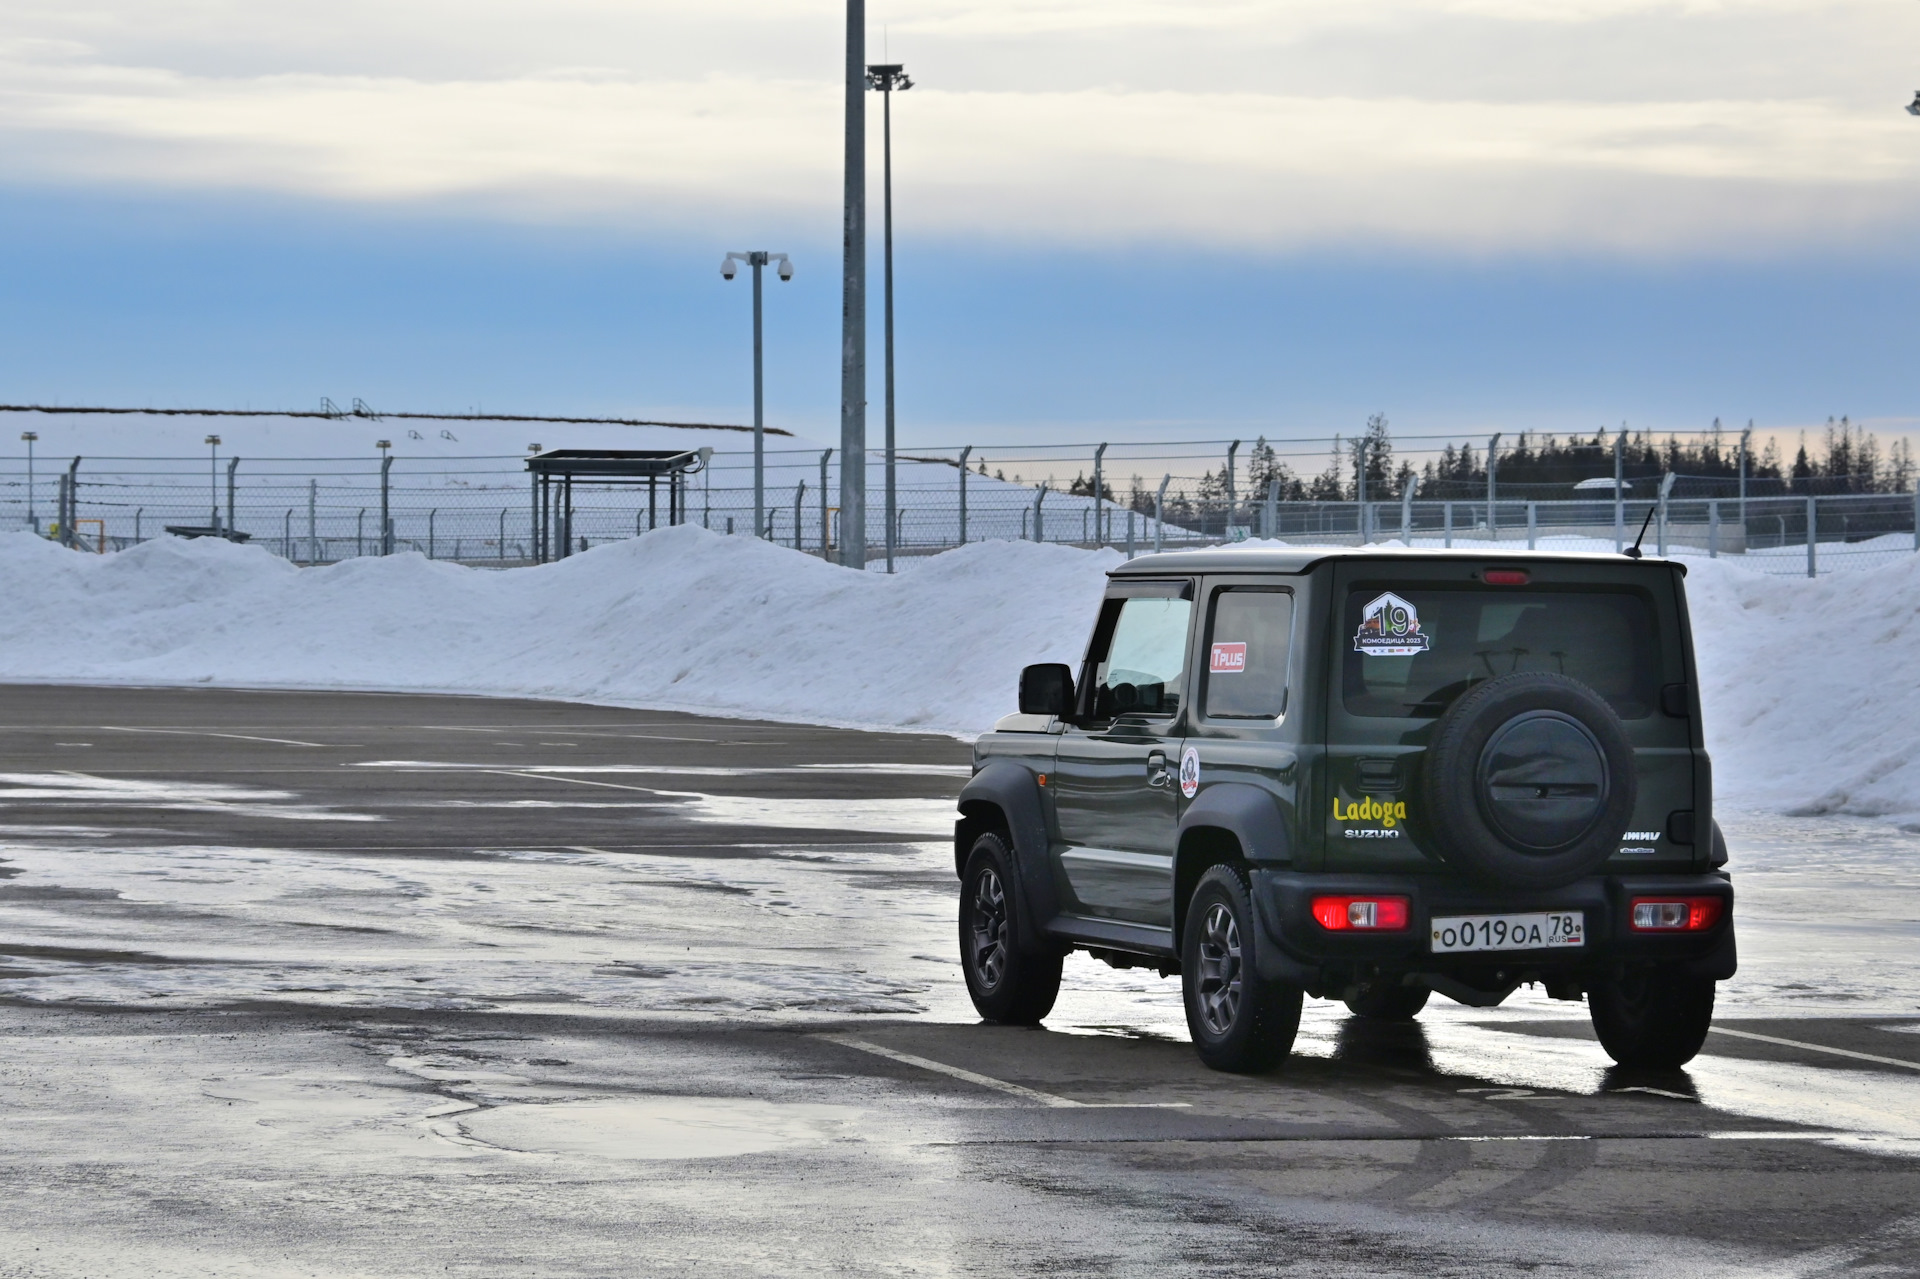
[3,452,1915,578]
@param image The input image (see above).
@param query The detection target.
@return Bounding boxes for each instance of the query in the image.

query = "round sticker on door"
[1178,747,1201,799]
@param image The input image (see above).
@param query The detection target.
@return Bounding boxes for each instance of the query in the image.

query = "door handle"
[1146,750,1170,787]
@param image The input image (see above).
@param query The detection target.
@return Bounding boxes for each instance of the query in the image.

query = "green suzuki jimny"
[954,546,1733,1073]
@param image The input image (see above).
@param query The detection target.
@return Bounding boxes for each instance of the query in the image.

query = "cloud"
[0,0,1914,252]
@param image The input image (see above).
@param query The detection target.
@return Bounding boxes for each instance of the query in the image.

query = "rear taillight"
[1312,896,1410,931]
[1629,897,1724,932]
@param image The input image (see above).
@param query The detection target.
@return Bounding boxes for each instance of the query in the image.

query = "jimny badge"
[1354,592,1430,657]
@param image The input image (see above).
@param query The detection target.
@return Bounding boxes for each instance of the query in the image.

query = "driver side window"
[1091,596,1192,720]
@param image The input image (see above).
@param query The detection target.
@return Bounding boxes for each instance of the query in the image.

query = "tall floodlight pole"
[20,432,36,532]
[723,250,794,539]
[839,0,867,568]
[205,435,222,532]
[867,61,912,573]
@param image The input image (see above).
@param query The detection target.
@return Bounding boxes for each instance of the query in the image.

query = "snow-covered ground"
[0,525,1916,823]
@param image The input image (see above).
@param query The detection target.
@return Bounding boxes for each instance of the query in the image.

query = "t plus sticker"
[1209,642,1247,674]
[1178,746,1201,799]
[1354,591,1430,657]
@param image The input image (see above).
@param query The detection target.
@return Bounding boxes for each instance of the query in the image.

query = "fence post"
[1127,509,1135,559]
[1264,479,1278,540]
[1913,485,1918,554]
[1486,433,1501,539]
[357,509,365,556]
[308,480,318,564]
[821,449,833,559]
[1613,433,1625,552]
[1443,501,1453,548]
[1400,475,1419,546]
[1527,501,1537,550]
[1155,474,1171,553]
[795,480,807,550]
[64,457,81,548]
[956,446,970,549]
[1032,484,1048,543]
[135,507,142,543]
[1093,443,1107,546]
[283,509,291,557]
[1806,495,1817,577]
[1657,472,1676,557]
[1709,501,1719,558]
[226,457,240,535]
[499,509,507,563]
[428,509,437,559]
[380,456,394,555]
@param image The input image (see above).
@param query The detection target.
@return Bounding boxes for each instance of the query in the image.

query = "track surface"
[1,684,1917,1277]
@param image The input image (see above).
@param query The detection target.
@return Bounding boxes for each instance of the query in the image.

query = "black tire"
[1344,982,1431,1022]
[1181,864,1302,1073]
[1418,671,1637,891]
[1589,966,1716,1068]
[959,833,1063,1025]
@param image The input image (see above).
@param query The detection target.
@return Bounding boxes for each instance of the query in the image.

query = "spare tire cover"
[1416,672,1636,890]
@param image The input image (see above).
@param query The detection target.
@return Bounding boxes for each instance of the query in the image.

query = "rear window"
[1342,587,1658,719]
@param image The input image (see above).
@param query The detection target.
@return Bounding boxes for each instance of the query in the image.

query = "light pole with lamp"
[866,61,912,572]
[204,435,222,533]
[722,250,794,539]
[20,432,36,532]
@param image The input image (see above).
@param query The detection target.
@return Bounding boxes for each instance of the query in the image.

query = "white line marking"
[100,726,327,748]
[821,1036,1088,1108]
[486,771,660,794]
[1710,1027,1920,1073]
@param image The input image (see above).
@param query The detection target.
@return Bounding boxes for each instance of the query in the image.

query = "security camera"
[777,258,794,281]
[720,257,737,280]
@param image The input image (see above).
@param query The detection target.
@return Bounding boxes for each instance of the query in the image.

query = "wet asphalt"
[1,683,1919,1278]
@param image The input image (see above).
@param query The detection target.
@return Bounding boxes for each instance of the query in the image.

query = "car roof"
[1108,544,1686,577]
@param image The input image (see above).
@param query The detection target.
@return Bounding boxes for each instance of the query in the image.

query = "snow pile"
[0,528,1915,820]
[1682,553,1920,819]
[0,528,1117,735]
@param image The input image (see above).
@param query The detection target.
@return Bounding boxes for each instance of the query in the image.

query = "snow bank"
[0,528,1117,736]
[0,528,1914,819]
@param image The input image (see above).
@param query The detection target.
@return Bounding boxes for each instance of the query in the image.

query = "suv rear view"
[955,547,1734,1072]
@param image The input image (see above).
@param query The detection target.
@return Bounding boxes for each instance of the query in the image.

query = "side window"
[1091,596,1192,720]
[1203,588,1293,719]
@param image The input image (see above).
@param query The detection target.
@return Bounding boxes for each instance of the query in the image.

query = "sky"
[0,0,1916,456]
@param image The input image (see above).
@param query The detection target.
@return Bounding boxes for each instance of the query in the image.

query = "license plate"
[1431,912,1584,953]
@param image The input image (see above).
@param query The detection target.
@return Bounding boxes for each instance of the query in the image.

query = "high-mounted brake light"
[1629,897,1724,932]
[1484,569,1530,586]
[1312,895,1410,931]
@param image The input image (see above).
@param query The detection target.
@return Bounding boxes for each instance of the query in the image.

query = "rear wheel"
[1588,966,1715,1067]
[959,833,1062,1025]
[1182,865,1302,1073]
[1345,982,1431,1022]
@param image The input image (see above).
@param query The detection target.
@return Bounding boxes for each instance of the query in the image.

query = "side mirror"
[1019,663,1074,717]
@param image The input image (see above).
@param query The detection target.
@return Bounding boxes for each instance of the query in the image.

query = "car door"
[1049,579,1194,925]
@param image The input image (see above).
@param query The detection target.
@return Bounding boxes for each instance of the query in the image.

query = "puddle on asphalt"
[456,1097,858,1160]
[0,773,381,823]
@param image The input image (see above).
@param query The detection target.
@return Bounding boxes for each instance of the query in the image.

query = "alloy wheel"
[970,868,1009,990]
[1196,901,1242,1036]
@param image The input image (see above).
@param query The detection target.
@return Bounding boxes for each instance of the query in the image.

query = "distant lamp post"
[204,435,222,531]
[866,62,912,573]
[722,250,794,539]
[20,431,37,533]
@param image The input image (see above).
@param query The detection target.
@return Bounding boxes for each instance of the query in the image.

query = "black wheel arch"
[955,760,1061,952]
[1174,784,1291,952]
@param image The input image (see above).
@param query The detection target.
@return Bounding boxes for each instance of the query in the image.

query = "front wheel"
[1588,966,1715,1068]
[959,833,1063,1025]
[1182,865,1302,1073]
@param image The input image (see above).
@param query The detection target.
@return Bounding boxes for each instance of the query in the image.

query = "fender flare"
[1177,782,1292,865]
[955,759,1062,951]
[1173,783,1293,950]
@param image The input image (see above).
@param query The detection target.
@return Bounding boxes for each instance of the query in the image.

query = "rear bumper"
[1249,869,1736,1001]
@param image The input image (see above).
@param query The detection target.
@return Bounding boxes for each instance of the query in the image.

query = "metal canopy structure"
[525,448,711,564]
